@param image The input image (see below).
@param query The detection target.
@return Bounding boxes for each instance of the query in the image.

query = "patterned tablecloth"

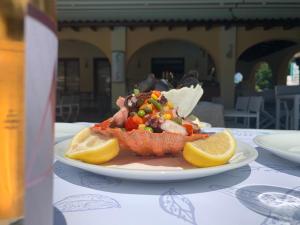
[53,125,300,225]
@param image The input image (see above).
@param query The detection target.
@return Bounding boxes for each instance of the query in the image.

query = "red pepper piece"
[183,124,194,136]
[132,115,143,125]
[125,117,139,131]
[95,118,112,130]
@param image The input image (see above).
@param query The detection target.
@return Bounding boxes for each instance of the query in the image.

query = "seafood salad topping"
[103,89,201,136]
[91,87,209,156]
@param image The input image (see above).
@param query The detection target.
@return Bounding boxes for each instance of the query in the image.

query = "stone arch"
[126,28,220,68]
[126,39,217,91]
[58,39,112,115]
[236,40,298,89]
[237,39,297,61]
[58,29,112,62]
[127,38,218,68]
[238,38,299,60]
[59,38,111,62]
[237,28,300,58]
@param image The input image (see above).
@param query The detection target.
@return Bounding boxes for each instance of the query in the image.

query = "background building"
[56,0,300,119]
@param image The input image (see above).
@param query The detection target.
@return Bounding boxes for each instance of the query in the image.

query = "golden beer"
[0,1,56,224]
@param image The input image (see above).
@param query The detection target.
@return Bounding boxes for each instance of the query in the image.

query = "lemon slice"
[183,129,236,167]
[66,127,119,164]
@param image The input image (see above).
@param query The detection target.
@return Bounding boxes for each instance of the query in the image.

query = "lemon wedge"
[66,127,119,164]
[183,129,236,167]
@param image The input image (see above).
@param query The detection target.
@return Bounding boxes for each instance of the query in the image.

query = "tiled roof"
[57,0,300,21]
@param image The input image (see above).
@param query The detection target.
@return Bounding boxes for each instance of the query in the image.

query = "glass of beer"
[0,1,57,224]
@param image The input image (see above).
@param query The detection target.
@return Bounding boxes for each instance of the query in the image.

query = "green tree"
[255,62,274,92]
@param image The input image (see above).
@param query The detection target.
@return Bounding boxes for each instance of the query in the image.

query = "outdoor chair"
[56,96,64,120]
[224,96,263,128]
[235,96,250,125]
[211,97,223,104]
[56,95,80,122]
[224,96,249,127]
[257,90,276,129]
[235,96,250,111]
[247,96,263,128]
[192,101,225,127]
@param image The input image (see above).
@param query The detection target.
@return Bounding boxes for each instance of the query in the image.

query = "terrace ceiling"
[239,40,297,62]
[57,0,300,30]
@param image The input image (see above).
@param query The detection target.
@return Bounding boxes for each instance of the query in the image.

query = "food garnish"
[183,129,236,167]
[66,127,119,164]
[162,84,203,118]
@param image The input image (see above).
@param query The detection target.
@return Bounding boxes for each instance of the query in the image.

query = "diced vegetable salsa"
[117,90,200,135]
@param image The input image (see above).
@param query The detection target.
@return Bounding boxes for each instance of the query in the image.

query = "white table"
[224,110,258,128]
[276,94,300,130]
[54,125,300,225]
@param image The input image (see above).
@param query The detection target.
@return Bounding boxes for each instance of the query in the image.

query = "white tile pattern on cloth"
[54,125,300,225]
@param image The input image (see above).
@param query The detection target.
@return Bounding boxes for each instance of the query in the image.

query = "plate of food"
[254,133,300,164]
[54,86,258,181]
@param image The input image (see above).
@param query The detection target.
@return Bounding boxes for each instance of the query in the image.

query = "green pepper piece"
[144,106,152,114]
[173,117,183,125]
[144,127,153,132]
[148,98,162,111]
[138,109,146,117]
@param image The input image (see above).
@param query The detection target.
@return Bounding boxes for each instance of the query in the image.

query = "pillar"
[270,56,288,85]
[219,27,236,109]
[111,27,127,109]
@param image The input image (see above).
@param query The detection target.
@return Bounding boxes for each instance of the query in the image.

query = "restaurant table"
[276,94,300,130]
[54,124,300,225]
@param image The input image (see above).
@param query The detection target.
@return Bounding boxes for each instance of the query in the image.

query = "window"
[57,58,80,94]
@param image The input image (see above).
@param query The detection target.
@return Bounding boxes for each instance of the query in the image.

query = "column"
[269,57,287,85]
[218,27,236,109]
[111,27,127,110]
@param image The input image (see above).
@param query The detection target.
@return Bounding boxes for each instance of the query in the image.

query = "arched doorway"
[236,40,297,95]
[126,39,217,98]
[58,40,111,120]
[287,52,300,86]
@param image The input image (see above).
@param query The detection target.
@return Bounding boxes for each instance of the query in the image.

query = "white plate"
[54,139,258,181]
[55,123,89,143]
[254,132,300,164]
